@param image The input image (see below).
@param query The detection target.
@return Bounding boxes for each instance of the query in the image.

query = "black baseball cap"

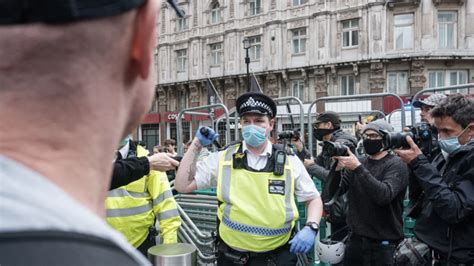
[0,0,184,25]
[315,111,341,128]
[236,92,277,119]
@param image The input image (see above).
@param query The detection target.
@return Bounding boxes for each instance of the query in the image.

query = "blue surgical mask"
[242,125,267,147]
[438,127,469,155]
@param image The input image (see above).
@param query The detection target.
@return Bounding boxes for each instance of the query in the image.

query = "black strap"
[0,230,139,266]
[405,239,425,264]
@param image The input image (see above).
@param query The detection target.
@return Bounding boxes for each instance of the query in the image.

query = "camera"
[386,122,432,150]
[323,141,349,157]
[277,130,296,140]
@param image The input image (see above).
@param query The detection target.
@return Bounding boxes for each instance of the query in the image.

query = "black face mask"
[363,139,384,155]
[313,128,335,141]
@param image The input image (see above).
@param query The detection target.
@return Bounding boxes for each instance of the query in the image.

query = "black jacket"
[409,142,474,263]
[109,141,150,190]
[340,153,409,241]
[306,129,357,181]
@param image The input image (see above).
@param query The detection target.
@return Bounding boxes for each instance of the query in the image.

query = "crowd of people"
[0,1,473,266]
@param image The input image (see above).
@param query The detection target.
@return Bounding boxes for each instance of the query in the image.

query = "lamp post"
[243,37,251,92]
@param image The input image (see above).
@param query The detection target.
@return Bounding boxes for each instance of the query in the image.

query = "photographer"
[406,94,446,218]
[304,111,357,245]
[335,120,408,266]
[395,94,474,265]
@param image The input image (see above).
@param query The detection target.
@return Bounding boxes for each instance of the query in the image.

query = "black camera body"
[386,122,433,152]
[323,141,349,157]
[277,130,296,141]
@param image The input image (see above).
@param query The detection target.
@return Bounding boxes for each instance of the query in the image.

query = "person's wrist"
[193,137,203,148]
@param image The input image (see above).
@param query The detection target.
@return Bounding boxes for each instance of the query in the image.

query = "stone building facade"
[139,0,474,151]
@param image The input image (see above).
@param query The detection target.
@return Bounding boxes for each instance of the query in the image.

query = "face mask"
[438,127,469,155]
[242,125,268,147]
[363,139,384,156]
[313,128,334,141]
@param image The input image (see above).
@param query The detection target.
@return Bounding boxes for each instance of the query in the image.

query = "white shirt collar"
[118,142,130,159]
[242,141,273,157]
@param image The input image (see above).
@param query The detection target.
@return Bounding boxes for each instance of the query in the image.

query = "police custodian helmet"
[236,92,277,119]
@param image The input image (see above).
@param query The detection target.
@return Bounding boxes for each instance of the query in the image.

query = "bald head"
[0,1,159,214]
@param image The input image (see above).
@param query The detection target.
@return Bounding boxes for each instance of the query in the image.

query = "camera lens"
[387,132,413,149]
[323,141,348,157]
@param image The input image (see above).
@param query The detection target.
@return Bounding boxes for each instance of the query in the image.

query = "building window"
[142,124,160,152]
[387,72,409,95]
[169,123,177,143]
[394,13,413,50]
[176,49,187,72]
[342,19,359,48]
[177,17,188,31]
[292,80,305,100]
[249,0,262,16]
[210,43,222,66]
[248,36,261,61]
[210,2,221,24]
[427,70,468,93]
[340,75,355,95]
[292,0,307,6]
[438,12,457,49]
[292,28,306,54]
[177,90,188,110]
[182,122,191,144]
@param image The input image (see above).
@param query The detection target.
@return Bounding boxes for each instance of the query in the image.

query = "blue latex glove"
[289,227,317,254]
[195,126,219,146]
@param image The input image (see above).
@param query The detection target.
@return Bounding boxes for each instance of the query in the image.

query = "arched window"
[210,1,220,24]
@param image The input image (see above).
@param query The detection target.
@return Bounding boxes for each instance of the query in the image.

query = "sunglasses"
[167,0,185,18]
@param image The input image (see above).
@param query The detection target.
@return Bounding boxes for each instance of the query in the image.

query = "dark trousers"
[137,233,156,257]
[343,235,397,266]
[217,242,297,266]
[330,223,349,266]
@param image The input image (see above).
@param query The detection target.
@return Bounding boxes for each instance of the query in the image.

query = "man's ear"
[131,0,157,79]
[467,123,474,137]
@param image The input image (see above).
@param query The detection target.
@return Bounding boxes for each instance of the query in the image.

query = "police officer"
[107,139,181,256]
[175,92,323,265]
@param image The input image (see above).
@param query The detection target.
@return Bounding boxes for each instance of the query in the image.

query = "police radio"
[274,150,286,176]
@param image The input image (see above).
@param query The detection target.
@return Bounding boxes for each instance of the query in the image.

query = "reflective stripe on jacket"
[217,144,299,252]
[106,145,181,247]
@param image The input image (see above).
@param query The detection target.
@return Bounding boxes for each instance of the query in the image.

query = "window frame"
[427,70,468,93]
[292,28,307,55]
[291,80,305,100]
[177,17,188,32]
[438,11,457,49]
[386,71,409,95]
[210,43,223,66]
[393,13,414,50]
[292,0,307,6]
[176,49,187,73]
[342,18,359,48]
[340,75,355,96]
[249,0,262,16]
[248,36,262,61]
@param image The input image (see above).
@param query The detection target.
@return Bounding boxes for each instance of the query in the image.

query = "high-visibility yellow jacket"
[217,143,299,252]
[106,145,181,248]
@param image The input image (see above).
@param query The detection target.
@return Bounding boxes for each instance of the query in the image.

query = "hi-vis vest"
[217,143,299,252]
[106,145,181,248]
